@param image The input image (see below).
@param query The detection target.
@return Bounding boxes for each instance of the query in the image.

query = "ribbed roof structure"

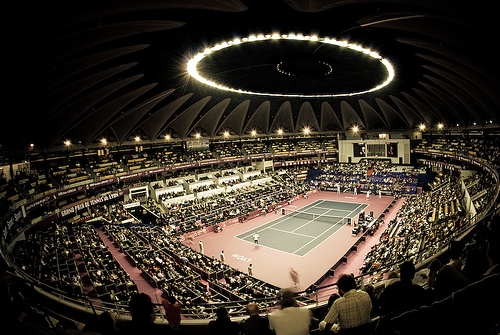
[5,0,499,153]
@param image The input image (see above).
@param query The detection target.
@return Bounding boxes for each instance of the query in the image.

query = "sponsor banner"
[25,195,53,212]
[56,186,86,198]
[59,191,125,217]
[87,177,117,189]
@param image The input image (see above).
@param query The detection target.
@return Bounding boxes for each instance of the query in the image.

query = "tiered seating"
[73,224,138,302]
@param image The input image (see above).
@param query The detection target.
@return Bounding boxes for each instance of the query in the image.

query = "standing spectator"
[269,288,312,335]
[220,250,225,263]
[253,233,260,246]
[318,273,372,333]
[239,302,273,335]
[248,263,253,276]
[161,295,182,332]
[199,240,204,254]
[208,306,241,335]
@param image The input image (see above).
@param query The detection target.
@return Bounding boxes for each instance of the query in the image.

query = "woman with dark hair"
[311,293,340,333]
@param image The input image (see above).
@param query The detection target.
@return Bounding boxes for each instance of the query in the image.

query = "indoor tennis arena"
[2,1,500,335]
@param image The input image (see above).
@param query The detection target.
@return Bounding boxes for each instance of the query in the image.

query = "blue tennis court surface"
[236,200,368,256]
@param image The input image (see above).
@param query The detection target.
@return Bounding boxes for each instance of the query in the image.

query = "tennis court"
[236,200,368,256]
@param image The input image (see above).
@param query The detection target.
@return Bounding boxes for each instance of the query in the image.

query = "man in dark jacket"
[239,302,273,335]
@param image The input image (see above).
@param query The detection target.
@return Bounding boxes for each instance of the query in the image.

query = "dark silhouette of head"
[280,288,297,308]
[327,293,340,307]
[337,274,357,295]
[399,260,416,282]
[215,306,230,321]
[129,292,155,323]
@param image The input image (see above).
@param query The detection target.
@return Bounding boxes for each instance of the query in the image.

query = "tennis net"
[284,209,347,224]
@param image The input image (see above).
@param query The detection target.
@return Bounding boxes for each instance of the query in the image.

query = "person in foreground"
[208,305,241,335]
[268,288,312,335]
[239,302,273,335]
[318,273,372,334]
[311,293,341,334]
[377,260,432,317]
[118,292,166,334]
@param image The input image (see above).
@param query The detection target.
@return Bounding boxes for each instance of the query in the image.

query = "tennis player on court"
[253,233,260,246]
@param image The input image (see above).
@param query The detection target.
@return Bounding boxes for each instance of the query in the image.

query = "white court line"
[268,226,317,238]
[237,200,368,255]
[292,215,347,255]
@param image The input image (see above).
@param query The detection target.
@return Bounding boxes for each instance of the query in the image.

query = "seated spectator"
[311,293,340,333]
[388,214,500,335]
[208,306,241,335]
[362,284,380,318]
[389,273,500,335]
[318,274,372,334]
[378,260,432,317]
[481,213,500,277]
[118,292,166,334]
[97,311,120,335]
[239,302,273,335]
[432,261,468,300]
[269,288,312,335]
[424,258,442,299]
[376,261,432,334]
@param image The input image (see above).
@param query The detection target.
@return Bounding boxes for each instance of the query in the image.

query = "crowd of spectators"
[311,160,419,197]
[1,135,499,334]
[358,173,464,276]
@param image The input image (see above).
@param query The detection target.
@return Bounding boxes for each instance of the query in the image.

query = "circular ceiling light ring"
[187,33,395,98]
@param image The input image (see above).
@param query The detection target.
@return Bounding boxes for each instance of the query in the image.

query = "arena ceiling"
[5,0,500,154]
